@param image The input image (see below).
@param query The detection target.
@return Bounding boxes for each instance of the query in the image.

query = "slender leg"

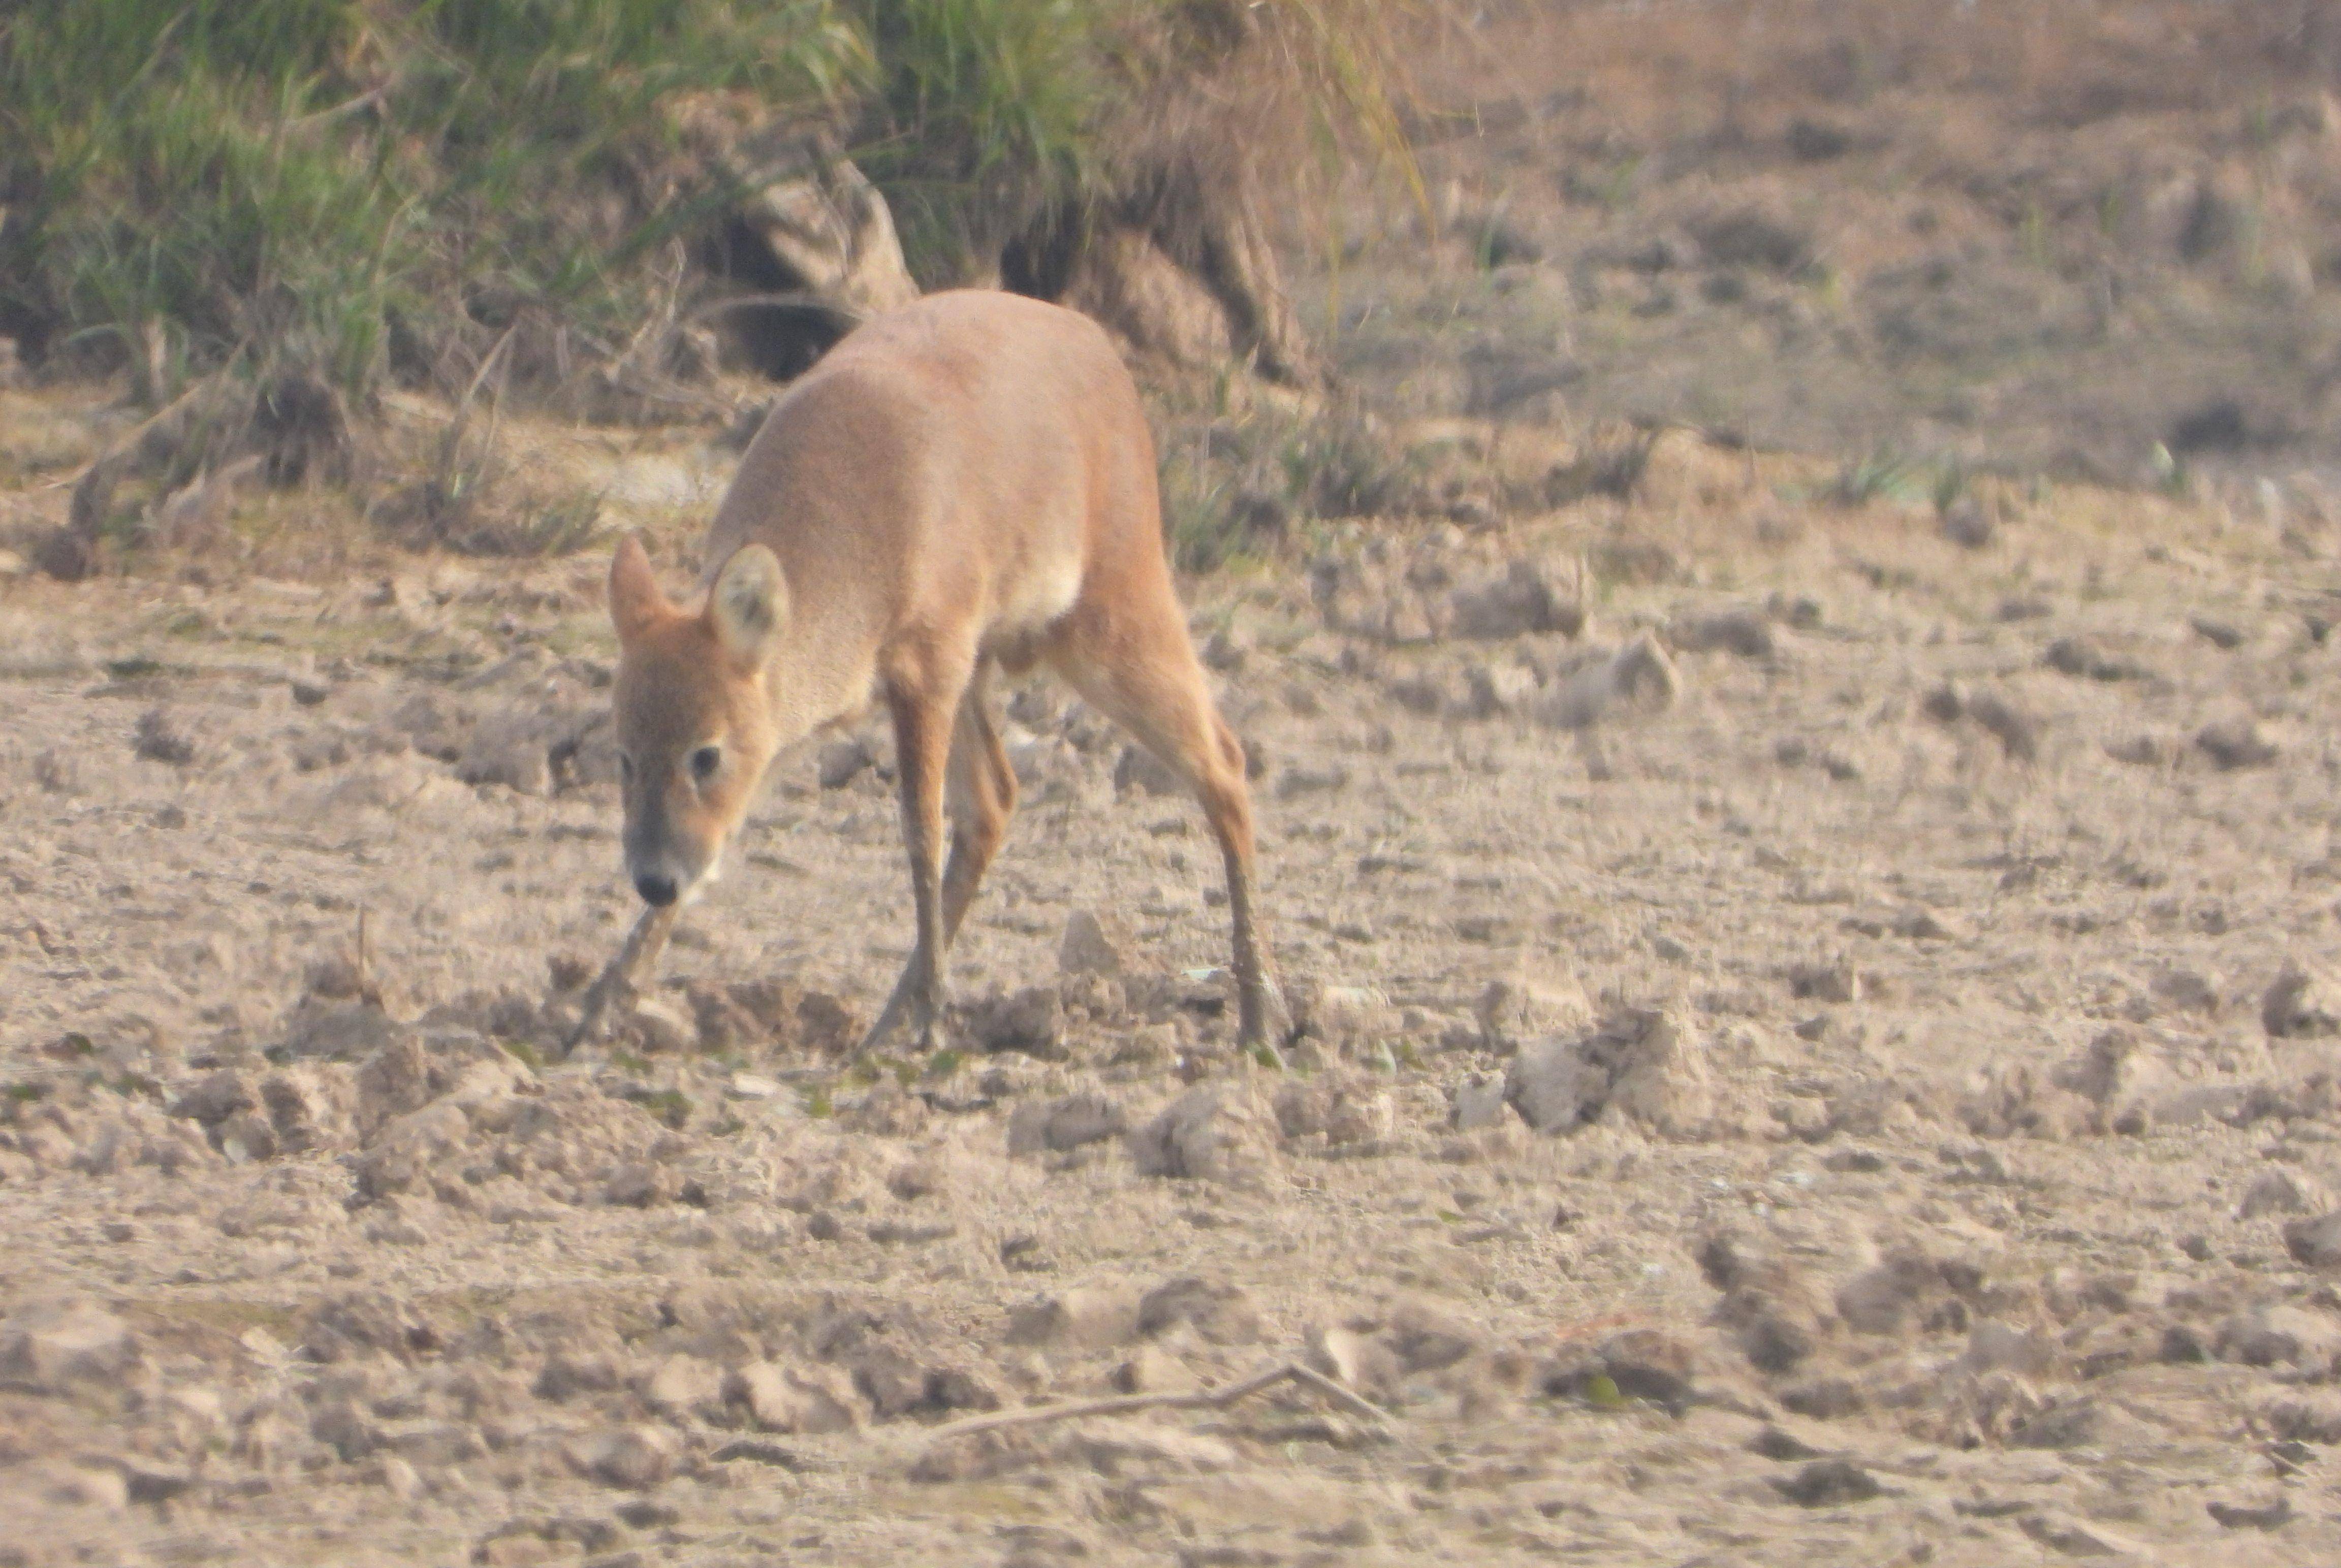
[1192,715,1290,1055]
[870,671,1018,1038]
[563,902,679,1053]
[858,687,952,1054]
[937,670,1019,943]
[1052,630,1289,1059]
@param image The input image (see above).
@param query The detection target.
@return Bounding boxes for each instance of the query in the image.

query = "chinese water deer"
[602,289,1288,1056]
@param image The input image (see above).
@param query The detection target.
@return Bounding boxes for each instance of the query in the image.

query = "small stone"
[1127,1086,1273,1183]
[1272,1073,1395,1147]
[640,1354,724,1419]
[2285,1211,2341,1269]
[457,706,554,794]
[2239,1167,2329,1219]
[2018,1512,2146,1559]
[1475,974,1594,1048]
[1543,1328,1703,1414]
[1835,1253,1951,1336]
[172,1068,257,1127]
[1004,1289,1139,1351]
[1771,1459,1880,1507]
[2264,962,2341,1038]
[47,1465,130,1511]
[0,1300,138,1392]
[1749,1424,1826,1461]
[963,985,1065,1058]
[2219,1303,2341,1369]
[1672,605,1775,659]
[1275,763,1350,799]
[2190,616,2247,650]
[2197,720,2277,770]
[377,1454,421,1499]
[1305,982,1399,1040]
[1136,1276,1260,1345]
[2008,1396,2105,1450]
[2264,1393,2341,1444]
[1940,496,1994,549]
[2050,1028,2162,1133]
[1965,689,2038,761]
[726,1362,861,1434]
[1200,628,1248,672]
[1449,1076,1509,1130]
[1114,744,1184,796]
[1307,1325,1401,1395]
[603,1162,678,1208]
[1959,1320,2059,1378]
[1699,1233,1829,1373]
[711,1436,806,1468]
[1460,660,1540,717]
[581,1425,679,1489]
[1537,635,1679,728]
[1505,1037,1605,1132]
[1602,1008,1713,1137]
[1448,559,1580,640]
[817,738,872,789]
[2206,1496,2292,1531]
[1007,1091,1126,1156]
[1111,1343,1200,1395]
[627,997,697,1055]
[1058,909,1128,976]
[134,707,197,766]
[1786,959,1860,1004]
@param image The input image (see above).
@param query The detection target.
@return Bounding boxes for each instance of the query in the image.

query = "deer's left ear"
[609,532,672,645]
[708,543,788,669]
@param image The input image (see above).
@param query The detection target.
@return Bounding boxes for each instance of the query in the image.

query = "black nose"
[634,872,678,907]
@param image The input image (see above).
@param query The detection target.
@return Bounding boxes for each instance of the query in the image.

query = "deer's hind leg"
[937,666,1018,943]
[1048,597,1289,1058]
[865,660,1016,1053]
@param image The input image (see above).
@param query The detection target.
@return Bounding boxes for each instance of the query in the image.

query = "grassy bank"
[0,0,1402,413]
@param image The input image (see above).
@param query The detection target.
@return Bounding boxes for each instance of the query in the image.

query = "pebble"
[1058,909,1129,976]
[2284,1211,2341,1269]
[1128,1086,1274,1182]
[0,1299,138,1393]
[581,1425,679,1489]
[1136,1276,1261,1345]
[2264,961,2340,1038]
[2197,719,2277,770]
[1007,1091,1126,1155]
[1770,1459,1879,1507]
[817,738,872,789]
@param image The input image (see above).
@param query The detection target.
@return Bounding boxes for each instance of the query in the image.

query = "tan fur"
[607,290,1288,1053]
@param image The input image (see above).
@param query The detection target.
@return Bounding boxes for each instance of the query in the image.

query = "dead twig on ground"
[563,903,678,1053]
[925,1360,1395,1445]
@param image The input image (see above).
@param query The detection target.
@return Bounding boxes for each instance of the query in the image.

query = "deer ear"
[708,543,788,669]
[609,533,671,645]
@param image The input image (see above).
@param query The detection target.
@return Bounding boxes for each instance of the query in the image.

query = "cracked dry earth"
[7,432,2341,1566]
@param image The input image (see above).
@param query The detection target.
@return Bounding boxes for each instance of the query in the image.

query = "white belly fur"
[992,547,1082,643]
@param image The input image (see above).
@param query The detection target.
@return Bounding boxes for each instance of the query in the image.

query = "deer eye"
[689,745,722,783]
[618,752,634,785]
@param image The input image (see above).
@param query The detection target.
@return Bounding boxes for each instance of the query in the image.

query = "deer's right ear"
[609,533,669,645]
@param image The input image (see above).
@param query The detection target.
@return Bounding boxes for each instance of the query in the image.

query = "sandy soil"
[1322,1,2341,485]
[5,414,2341,1566]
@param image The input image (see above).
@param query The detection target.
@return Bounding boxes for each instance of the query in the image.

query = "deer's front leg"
[861,681,958,1056]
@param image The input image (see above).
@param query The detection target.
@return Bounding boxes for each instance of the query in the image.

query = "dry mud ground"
[5,426,2341,1565]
